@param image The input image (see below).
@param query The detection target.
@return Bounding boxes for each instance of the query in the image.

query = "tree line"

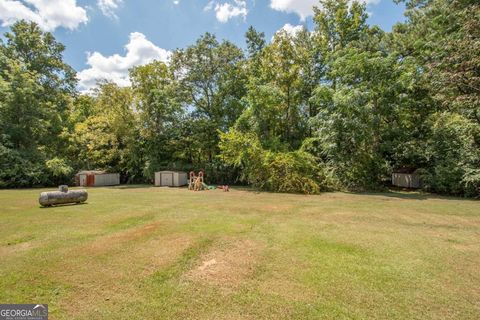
[0,0,478,196]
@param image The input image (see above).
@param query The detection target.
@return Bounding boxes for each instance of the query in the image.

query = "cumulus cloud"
[270,0,381,21]
[269,0,315,20]
[0,0,88,31]
[77,32,171,92]
[271,23,304,42]
[278,23,303,37]
[97,0,123,19]
[205,0,248,23]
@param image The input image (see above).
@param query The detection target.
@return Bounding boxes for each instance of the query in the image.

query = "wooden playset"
[188,171,229,192]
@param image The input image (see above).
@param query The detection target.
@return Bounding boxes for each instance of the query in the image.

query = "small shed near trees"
[155,171,188,187]
[392,168,422,189]
[75,171,120,187]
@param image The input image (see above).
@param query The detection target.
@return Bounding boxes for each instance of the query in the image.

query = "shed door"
[87,174,95,187]
[79,174,87,187]
[161,173,173,187]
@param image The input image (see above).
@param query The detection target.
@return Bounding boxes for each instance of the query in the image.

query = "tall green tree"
[70,82,142,182]
[391,0,480,195]
[170,33,247,163]
[0,21,76,187]
[396,0,479,122]
[309,0,398,189]
[237,28,316,150]
[130,60,183,176]
[245,26,266,58]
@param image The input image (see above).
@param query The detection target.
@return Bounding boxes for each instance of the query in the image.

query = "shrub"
[219,129,324,194]
[46,157,74,186]
[0,144,48,188]
[262,151,321,194]
[421,113,480,197]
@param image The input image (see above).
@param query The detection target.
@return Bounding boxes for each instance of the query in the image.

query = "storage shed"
[75,171,120,187]
[155,171,188,187]
[392,169,422,189]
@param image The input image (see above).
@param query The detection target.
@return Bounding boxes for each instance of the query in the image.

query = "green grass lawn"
[0,186,479,319]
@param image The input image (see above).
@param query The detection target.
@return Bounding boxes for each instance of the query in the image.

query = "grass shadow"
[350,190,478,202]
[106,184,155,190]
[39,202,88,209]
[238,186,314,196]
[237,186,478,202]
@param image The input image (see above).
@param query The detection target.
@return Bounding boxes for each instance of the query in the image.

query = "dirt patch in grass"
[0,241,36,257]
[185,238,263,289]
[107,214,156,232]
[258,204,294,213]
[451,242,480,252]
[76,222,163,256]
[56,232,193,318]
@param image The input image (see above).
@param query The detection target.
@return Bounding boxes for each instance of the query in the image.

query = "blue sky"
[0,0,406,90]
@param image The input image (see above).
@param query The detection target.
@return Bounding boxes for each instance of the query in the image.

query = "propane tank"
[39,186,88,207]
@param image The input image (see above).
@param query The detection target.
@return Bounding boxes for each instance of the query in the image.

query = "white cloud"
[270,0,315,21]
[271,24,304,42]
[173,0,179,4]
[278,23,303,37]
[205,0,248,23]
[0,0,88,31]
[97,0,123,19]
[77,32,171,92]
[270,0,381,21]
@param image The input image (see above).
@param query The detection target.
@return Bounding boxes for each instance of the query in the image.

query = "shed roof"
[156,170,187,174]
[392,167,419,174]
[76,170,109,175]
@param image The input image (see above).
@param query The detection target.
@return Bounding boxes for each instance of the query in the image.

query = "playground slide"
[202,182,216,190]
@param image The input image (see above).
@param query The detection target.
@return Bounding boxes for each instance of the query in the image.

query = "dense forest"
[0,0,478,196]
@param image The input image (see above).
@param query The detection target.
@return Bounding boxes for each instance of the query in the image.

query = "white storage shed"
[76,171,120,187]
[392,169,421,189]
[155,171,188,187]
